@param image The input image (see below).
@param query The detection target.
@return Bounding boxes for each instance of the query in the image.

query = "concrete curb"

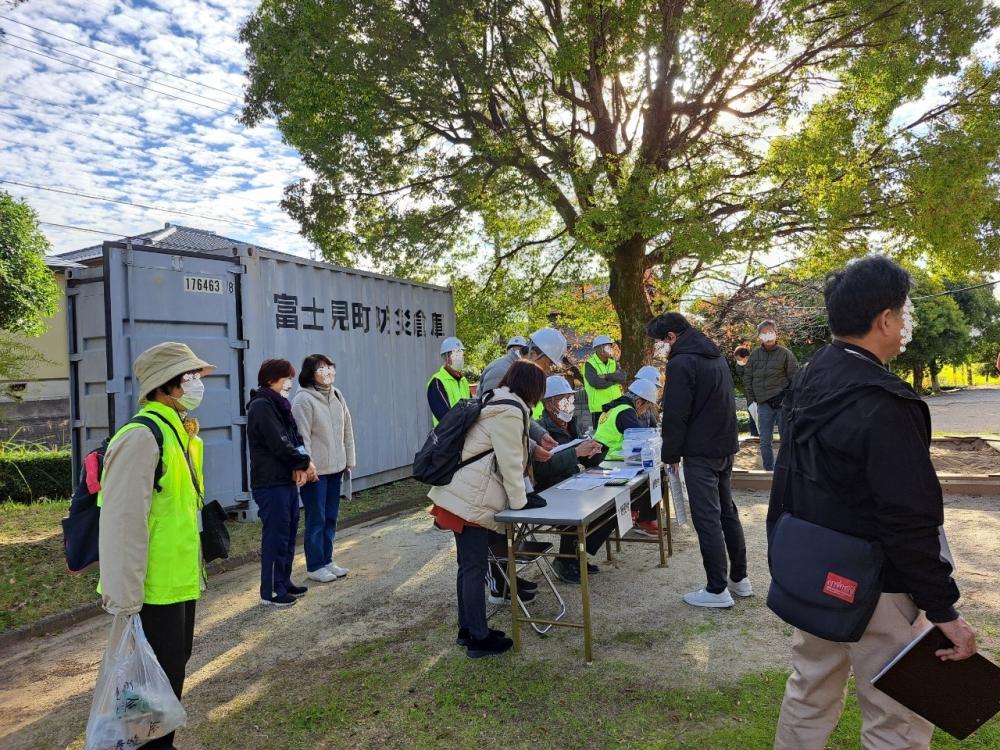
[0,494,428,653]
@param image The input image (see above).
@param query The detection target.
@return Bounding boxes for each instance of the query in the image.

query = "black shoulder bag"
[766,407,884,643]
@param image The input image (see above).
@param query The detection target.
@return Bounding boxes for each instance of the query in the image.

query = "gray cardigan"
[291,386,356,475]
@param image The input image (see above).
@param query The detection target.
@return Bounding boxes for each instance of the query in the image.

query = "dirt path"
[2,492,998,750]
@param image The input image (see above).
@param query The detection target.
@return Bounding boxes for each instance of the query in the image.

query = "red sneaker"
[632,520,660,538]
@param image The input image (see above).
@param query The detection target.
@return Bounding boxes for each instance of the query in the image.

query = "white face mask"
[279,378,294,399]
[316,366,336,386]
[176,373,204,411]
[899,298,916,353]
[760,332,777,344]
[601,345,615,358]
[655,341,671,359]
[557,397,575,422]
[449,351,465,370]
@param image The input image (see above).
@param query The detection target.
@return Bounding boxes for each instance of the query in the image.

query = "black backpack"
[62,416,166,573]
[413,392,526,486]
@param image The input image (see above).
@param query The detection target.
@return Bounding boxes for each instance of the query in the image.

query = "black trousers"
[454,526,489,640]
[558,513,616,560]
[139,599,196,749]
[683,455,748,594]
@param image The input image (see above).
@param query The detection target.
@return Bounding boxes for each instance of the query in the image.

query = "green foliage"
[893,276,972,388]
[0,443,72,504]
[240,1,1000,370]
[0,192,59,336]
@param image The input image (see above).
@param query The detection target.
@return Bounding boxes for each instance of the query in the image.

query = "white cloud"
[0,0,315,256]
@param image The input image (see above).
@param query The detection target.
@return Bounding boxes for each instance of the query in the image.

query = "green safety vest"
[593,403,633,460]
[584,354,622,414]
[98,401,205,605]
[428,366,471,426]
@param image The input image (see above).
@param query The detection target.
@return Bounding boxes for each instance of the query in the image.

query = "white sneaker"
[307,567,337,583]
[326,563,349,578]
[728,576,754,597]
[683,588,734,608]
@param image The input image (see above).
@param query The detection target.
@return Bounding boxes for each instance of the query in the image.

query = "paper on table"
[610,466,644,480]
[555,475,607,491]
[550,438,584,455]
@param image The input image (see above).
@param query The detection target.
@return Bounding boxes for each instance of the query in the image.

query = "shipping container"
[66,241,454,510]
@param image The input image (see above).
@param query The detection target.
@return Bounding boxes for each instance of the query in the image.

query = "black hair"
[824,256,910,337]
[756,320,777,334]
[734,346,751,359]
[645,312,690,340]
[299,353,335,387]
[498,359,546,408]
[257,358,296,388]
[145,372,185,403]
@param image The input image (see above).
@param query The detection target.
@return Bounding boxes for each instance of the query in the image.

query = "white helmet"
[628,379,659,405]
[544,375,574,400]
[636,365,660,384]
[529,327,567,364]
[592,334,614,348]
[440,336,464,356]
[507,336,529,349]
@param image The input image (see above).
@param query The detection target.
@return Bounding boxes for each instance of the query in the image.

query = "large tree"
[0,192,58,335]
[241,0,1000,373]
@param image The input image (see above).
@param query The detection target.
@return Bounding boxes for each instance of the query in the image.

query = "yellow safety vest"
[428,366,471,426]
[532,401,544,420]
[98,401,205,605]
[584,354,622,414]
[593,403,633,460]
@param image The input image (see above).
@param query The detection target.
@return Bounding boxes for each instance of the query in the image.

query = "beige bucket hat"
[134,342,216,399]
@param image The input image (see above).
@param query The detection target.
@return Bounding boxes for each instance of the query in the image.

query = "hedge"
[0,449,73,503]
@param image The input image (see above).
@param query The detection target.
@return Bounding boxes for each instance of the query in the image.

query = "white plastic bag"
[667,463,688,527]
[747,401,759,427]
[85,614,187,750]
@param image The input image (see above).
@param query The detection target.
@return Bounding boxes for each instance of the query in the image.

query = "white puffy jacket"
[427,387,530,532]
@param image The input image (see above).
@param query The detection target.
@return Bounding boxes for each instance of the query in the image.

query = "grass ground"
[193,621,998,750]
[0,478,427,634]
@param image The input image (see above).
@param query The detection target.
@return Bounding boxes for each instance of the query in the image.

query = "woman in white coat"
[429,359,544,659]
[291,354,356,583]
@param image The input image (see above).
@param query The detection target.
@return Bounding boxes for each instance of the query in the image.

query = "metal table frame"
[495,463,672,663]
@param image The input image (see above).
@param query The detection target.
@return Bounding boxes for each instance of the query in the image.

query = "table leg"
[664,476,673,557]
[605,538,612,562]
[656,500,668,568]
[507,524,520,652]
[578,525,593,664]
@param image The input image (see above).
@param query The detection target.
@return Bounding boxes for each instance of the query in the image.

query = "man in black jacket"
[647,313,749,608]
[770,256,975,750]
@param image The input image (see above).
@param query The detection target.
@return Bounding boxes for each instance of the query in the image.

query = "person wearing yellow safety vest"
[427,337,471,427]
[584,334,628,429]
[97,341,215,750]
[635,365,663,429]
[592,379,662,538]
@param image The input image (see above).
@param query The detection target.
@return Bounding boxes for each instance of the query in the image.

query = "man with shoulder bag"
[767,256,976,750]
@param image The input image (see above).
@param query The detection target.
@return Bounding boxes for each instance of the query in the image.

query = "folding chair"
[486,537,567,635]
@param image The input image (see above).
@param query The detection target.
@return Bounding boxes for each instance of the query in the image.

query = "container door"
[101,242,248,508]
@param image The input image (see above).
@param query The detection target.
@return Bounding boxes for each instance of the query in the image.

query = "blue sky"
[0,0,315,256]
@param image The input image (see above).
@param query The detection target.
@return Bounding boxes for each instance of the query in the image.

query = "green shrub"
[0,445,73,503]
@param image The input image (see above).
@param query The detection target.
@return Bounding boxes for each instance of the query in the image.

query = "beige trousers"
[774,593,934,750]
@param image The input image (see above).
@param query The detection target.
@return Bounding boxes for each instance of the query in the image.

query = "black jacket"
[247,389,312,489]
[767,341,959,623]
[532,410,607,491]
[660,328,739,464]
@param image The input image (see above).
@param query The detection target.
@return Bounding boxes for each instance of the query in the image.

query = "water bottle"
[641,440,655,471]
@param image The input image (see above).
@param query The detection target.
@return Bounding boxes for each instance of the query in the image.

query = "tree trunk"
[928,359,942,394]
[912,364,924,393]
[606,235,654,378]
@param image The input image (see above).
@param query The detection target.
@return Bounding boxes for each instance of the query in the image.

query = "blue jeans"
[757,401,783,471]
[254,484,300,599]
[300,472,343,572]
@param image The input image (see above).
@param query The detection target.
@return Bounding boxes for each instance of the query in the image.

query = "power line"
[1,177,276,230]
[40,220,128,237]
[0,39,235,114]
[0,14,240,98]
[914,279,1000,300]
[0,29,236,106]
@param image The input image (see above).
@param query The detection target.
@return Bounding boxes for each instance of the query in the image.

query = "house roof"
[51,223,304,264]
[43,256,85,270]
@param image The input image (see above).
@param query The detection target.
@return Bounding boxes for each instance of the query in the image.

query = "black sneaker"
[466,632,514,659]
[587,562,600,574]
[487,584,536,605]
[287,584,308,598]
[456,627,505,646]
[517,576,538,592]
[552,559,581,585]
[260,594,297,607]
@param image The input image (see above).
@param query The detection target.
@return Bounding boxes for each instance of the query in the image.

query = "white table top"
[494,461,656,527]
